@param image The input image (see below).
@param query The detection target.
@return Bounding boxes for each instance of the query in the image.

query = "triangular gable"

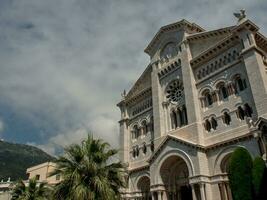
[144,19,204,56]
[148,134,203,164]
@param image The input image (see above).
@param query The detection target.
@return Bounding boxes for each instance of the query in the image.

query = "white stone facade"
[117,16,267,200]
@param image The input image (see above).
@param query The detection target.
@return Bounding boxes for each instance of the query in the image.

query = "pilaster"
[239,30,267,118]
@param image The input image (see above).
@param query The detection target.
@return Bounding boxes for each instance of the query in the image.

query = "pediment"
[187,26,234,58]
[144,19,204,57]
[149,134,203,164]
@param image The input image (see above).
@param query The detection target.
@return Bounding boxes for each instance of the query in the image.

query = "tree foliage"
[11,178,51,200]
[228,147,253,200]
[51,135,127,200]
[252,156,266,198]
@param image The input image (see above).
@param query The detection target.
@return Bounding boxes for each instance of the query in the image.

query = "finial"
[121,89,127,98]
[233,9,246,24]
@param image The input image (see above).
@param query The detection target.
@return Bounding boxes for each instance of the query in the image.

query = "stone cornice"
[255,32,267,53]
[187,26,234,42]
[144,19,204,55]
[190,35,240,68]
[128,165,149,174]
[158,59,181,79]
[125,88,152,106]
[231,19,259,33]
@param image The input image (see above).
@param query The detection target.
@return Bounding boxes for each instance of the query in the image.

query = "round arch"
[155,149,194,182]
[198,86,212,98]
[213,145,247,175]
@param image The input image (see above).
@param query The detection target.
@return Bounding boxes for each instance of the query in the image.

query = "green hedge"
[228,147,253,200]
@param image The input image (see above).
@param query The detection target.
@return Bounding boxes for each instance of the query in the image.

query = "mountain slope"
[0,141,55,181]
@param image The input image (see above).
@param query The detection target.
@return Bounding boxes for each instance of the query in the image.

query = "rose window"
[166,80,184,103]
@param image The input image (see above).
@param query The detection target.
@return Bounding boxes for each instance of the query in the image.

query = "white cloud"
[0,0,266,154]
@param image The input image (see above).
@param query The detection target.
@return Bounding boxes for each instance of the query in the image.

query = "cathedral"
[117,12,267,200]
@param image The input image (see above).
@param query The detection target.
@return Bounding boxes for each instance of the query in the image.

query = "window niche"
[222,112,231,125]
[234,75,247,93]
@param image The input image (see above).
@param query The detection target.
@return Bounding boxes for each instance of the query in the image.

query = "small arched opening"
[137,176,151,200]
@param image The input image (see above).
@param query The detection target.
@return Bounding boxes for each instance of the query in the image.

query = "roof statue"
[233,9,246,24]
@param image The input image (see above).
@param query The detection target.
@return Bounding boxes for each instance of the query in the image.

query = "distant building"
[118,11,267,200]
[0,179,12,200]
[26,162,60,185]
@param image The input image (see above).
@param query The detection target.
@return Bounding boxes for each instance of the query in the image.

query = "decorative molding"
[125,88,152,106]
[195,48,240,82]
[187,26,234,42]
[158,59,181,79]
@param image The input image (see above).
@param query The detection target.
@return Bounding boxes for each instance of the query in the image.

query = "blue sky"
[0,0,266,155]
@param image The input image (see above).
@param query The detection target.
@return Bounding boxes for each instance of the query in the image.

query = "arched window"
[143,143,147,154]
[220,85,228,99]
[142,121,148,135]
[136,146,139,157]
[237,106,245,120]
[204,92,213,106]
[204,119,211,132]
[132,148,136,158]
[211,117,218,130]
[171,110,178,129]
[223,112,231,125]
[235,76,247,92]
[181,105,188,126]
[150,141,154,152]
[244,103,253,117]
[177,108,182,127]
[132,125,139,139]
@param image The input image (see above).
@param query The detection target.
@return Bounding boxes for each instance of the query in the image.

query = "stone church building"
[117,13,267,200]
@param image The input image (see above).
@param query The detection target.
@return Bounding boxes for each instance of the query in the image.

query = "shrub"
[252,156,266,198]
[228,147,253,200]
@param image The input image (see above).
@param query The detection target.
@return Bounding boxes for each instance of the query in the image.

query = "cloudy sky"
[0,0,266,155]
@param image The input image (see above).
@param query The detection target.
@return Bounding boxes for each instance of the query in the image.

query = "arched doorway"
[137,176,151,200]
[160,155,193,200]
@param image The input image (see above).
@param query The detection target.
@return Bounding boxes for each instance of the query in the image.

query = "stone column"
[225,183,232,200]
[157,191,161,200]
[199,97,205,108]
[176,109,181,127]
[215,89,221,103]
[200,184,206,200]
[162,102,169,133]
[191,184,197,200]
[162,190,168,200]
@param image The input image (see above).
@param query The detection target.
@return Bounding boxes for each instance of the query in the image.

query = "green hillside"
[0,141,55,181]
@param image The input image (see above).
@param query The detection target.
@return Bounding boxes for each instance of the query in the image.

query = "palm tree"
[51,135,127,200]
[11,178,51,200]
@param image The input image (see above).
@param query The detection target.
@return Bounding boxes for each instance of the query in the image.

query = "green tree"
[252,156,266,198]
[51,135,127,200]
[228,147,253,200]
[11,178,51,200]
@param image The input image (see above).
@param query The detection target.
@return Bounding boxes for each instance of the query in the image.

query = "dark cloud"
[0,0,266,154]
